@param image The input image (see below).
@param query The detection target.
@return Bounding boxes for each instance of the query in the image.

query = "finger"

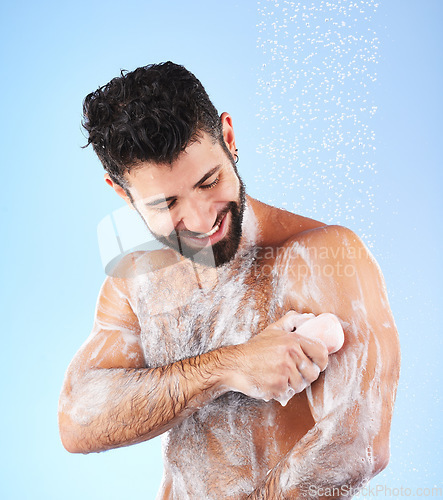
[286,344,321,388]
[295,334,329,372]
[287,368,307,394]
[274,310,305,332]
[296,357,321,386]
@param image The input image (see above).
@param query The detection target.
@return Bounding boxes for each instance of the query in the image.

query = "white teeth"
[193,223,220,239]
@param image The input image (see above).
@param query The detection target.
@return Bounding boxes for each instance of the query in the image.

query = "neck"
[238,197,261,250]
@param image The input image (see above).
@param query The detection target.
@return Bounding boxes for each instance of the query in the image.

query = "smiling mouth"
[180,212,227,240]
[192,222,221,239]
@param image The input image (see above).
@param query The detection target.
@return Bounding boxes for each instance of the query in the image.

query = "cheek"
[141,210,176,236]
[219,174,241,201]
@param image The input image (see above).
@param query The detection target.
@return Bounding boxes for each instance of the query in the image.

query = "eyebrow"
[144,164,222,207]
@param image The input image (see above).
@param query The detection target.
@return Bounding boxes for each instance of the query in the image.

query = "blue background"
[0,1,441,498]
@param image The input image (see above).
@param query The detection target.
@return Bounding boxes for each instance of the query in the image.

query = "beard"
[144,174,246,268]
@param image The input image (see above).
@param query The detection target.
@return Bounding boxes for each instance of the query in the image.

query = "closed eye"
[155,199,176,211]
[200,177,219,190]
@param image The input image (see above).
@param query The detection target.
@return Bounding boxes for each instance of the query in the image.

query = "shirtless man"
[58,62,400,499]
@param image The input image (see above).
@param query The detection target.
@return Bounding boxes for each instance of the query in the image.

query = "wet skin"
[59,116,400,498]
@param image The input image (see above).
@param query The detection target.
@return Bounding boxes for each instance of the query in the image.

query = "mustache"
[171,204,233,240]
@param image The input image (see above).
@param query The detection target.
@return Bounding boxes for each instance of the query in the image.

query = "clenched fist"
[223,311,343,405]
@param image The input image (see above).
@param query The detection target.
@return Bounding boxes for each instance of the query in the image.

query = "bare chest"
[130,250,283,368]
[128,250,316,497]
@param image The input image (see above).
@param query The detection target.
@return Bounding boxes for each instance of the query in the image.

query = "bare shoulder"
[288,223,358,243]
[250,198,326,246]
[279,224,373,265]
[101,247,198,318]
[106,247,181,279]
[274,225,385,314]
[251,199,376,276]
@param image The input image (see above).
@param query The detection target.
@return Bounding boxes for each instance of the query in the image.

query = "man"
[58,62,400,499]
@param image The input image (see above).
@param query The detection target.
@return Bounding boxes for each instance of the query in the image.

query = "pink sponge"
[294,312,345,354]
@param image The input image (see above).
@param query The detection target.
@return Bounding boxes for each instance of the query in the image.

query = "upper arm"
[58,275,146,451]
[65,275,145,377]
[281,225,400,467]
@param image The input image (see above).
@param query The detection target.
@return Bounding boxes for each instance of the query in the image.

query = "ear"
[220,112,237,157]
[104,173,135,210]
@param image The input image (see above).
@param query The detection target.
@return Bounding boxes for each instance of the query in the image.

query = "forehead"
[125,133,227,198]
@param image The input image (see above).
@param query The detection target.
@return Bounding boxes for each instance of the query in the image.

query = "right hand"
[224,311,329,403]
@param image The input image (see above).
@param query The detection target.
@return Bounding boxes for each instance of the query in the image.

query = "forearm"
[59,347,234,453]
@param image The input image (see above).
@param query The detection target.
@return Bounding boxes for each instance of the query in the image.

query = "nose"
[175,196,217,235]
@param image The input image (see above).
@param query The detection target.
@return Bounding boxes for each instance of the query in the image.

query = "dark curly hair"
[82,62,224,189]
